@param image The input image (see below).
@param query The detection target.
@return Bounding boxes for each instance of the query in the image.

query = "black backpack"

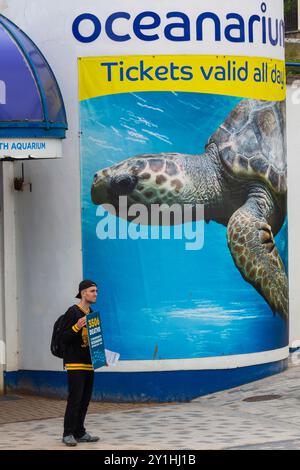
[50,313,69,358]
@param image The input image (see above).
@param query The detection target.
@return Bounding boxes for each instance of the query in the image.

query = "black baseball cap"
[75,280,97,299]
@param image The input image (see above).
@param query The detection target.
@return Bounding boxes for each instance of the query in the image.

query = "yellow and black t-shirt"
[61,304,94,371]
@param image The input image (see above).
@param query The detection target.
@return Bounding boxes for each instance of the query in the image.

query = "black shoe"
[76,432,99,443]
[62,435,77,446]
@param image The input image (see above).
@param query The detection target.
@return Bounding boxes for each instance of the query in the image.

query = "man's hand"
[76,317,86,330]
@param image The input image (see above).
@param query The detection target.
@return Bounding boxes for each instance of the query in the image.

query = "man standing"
[61,280,100,446]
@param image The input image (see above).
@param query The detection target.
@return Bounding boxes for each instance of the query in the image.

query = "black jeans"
[63,370,94,438]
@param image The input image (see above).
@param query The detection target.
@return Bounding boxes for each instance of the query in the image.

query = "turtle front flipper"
[227,196,288,321]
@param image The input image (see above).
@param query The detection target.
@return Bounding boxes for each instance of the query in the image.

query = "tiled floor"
[1,360,300,450]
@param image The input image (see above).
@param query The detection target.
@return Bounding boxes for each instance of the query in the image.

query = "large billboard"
[78,1,288,370]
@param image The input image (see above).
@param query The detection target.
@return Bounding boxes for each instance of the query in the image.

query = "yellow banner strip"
[79,55,286,102]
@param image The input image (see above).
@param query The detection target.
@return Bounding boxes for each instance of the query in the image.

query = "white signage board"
[0,138,63,160]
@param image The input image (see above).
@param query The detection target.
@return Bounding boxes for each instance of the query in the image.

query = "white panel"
[287,84,300,346]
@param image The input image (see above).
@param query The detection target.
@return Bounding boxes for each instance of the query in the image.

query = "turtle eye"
[110,174,138,195]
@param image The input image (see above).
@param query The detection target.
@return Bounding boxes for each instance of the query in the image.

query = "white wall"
[287,83,300,346]
[3,1,84,371]
[0,0,296,373]
[13,158,83,371]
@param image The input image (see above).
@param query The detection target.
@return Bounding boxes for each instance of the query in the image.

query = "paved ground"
[1,359,300,450]
[0,394,166,425]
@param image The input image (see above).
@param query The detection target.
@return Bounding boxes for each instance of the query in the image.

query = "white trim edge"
[96,347,289,373]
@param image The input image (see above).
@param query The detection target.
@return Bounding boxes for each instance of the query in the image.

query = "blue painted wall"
[5,359,288,402]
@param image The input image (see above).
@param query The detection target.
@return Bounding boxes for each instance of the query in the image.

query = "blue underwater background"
[80,92,288,361]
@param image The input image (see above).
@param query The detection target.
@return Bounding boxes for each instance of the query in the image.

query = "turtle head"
[91,154,190,220]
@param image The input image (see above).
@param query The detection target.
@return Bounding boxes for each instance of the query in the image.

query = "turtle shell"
[207,100,287,194]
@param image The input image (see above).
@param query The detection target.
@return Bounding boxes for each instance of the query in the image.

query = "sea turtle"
[91,99,288,321]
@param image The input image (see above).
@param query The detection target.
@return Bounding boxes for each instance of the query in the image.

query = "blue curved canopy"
[0,14,67,138]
